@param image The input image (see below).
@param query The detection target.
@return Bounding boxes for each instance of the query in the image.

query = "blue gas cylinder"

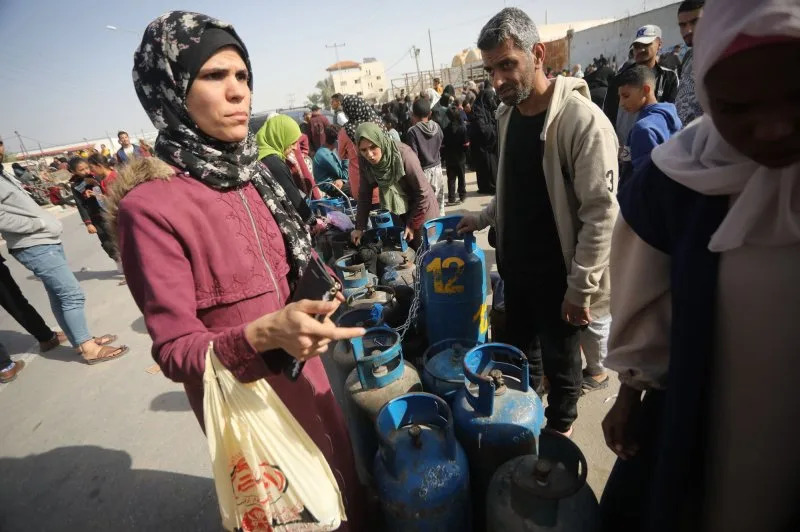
[370,208,396,229]
[334,253,378,300]
[421,216,488,345]
[451,343,545,524]
[422,338,479,403]
[374,392,471,532]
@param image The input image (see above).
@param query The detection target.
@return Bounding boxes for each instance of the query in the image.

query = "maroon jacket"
[309,112,330,152]
[113,165,363,529]
[355,142,439,231]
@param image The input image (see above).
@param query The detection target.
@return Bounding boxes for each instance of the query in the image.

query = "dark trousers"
[0,258,54,343]
[91,215,118,261]
[472,147,497,194]
[600,391,664,532]
[503,278,582,433]
[445,153,467,201]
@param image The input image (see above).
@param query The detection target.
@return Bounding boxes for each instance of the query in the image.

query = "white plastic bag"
[203,344,346,531]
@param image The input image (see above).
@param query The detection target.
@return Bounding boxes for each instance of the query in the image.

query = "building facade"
[327,58,387,102]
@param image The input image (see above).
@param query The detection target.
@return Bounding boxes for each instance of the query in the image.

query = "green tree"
[306,77,335,109]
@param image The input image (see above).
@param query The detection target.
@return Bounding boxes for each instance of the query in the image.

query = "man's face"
[633,39,660,65]
[678,8,702,47]
[331,98,341,111]
[706,43,800,168]
[482,39,537,106]
[118,133,130,147]
[618,85,648,113]
[304,112,311,123]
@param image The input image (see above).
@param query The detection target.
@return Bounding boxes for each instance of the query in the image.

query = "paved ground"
[0,172,618,530]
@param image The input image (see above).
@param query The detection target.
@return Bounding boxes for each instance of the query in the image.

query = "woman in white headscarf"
[600,1,800,530]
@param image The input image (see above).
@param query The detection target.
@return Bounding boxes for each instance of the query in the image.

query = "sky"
[0,0,676,154]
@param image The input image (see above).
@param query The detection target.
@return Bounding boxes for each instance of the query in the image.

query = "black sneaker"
[446,199,463,206]
[581,372,609,393]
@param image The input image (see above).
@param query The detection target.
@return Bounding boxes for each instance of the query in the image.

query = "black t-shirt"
[500,108,566,293]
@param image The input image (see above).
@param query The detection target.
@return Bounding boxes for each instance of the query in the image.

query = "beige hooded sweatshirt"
[475,76,619,316]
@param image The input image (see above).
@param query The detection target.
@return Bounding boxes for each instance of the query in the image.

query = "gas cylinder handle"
[352,328,404,389]
[462,344,530,416]
[513,430,590,499]
[423,215,464,249]
[375,393,459,478]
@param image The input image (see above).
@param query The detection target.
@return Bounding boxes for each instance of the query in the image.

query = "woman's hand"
[351,229,363,245]
[245,299,365,361]
[602,384,644,460]
[86,224,98,234]
[403,226,416,242]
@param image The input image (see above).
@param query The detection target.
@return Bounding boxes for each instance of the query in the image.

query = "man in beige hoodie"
[458,7,619,435]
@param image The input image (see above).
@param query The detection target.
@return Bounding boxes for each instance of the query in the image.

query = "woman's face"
[706,42,800,168]
[186,46,251,143]
[358,138,382,165]
[74,162,91,177]
[87,163,104,175]
[284,140,298,157]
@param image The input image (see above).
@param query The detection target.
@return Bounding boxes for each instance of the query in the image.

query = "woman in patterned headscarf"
[107,12,365,529]
[337,95,384,203]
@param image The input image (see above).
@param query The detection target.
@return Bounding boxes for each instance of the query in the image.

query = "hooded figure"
[602,1,800,530]
[469,83,500,193]
[108,12,364,530]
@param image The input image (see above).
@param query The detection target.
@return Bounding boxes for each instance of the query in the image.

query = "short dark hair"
[616,65,657,89]
[311,105,321,111]
[433,77,441,83]
[412,99,431,119]
[68,156,87,173]
[117,130,128,138]
[323,125,338,146]
[439,94,451,107]
[678,0,705,13]
[382,113,398,129]
[331,93,343,101]
[87,153,111,168]
[673,44,681,51]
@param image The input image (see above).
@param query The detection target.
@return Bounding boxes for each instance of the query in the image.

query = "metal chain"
[393,245,429,341]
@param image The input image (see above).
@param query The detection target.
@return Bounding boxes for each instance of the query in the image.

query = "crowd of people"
[1,0,797,530]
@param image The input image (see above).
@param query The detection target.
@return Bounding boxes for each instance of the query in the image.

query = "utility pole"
[14,131,28,160]
[325,42,346,90]
[287,93,296,108]
[428,29,436,73]
[411,46,422,91]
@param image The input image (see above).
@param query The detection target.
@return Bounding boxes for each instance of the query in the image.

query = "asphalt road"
[0,173,619,531]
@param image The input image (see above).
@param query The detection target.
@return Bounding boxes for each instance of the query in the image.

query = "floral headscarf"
[132,11,310,282]
[342,95,385,143]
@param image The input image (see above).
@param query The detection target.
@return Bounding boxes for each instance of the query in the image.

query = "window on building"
[340,81,347,86]
[355,79,360,84]
[380,88,384,92]
[376,75,381,80]
[357,91,363,96]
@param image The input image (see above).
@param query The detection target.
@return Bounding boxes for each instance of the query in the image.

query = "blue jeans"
[0,341,11,369]
[11,244,91,347]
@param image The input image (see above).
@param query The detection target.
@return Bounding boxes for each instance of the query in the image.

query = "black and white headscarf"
[132,11,310,282]
[342,95,386,143]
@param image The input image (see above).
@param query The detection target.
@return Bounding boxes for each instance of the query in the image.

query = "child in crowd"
[405,98,445,216]
[617,65,682,185]
[312,125,348,194]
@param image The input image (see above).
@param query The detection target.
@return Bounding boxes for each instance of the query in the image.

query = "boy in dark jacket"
[617,65,682,186]
[405,98,445,216]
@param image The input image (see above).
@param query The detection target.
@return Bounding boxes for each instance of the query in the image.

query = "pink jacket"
[109,158,364,529]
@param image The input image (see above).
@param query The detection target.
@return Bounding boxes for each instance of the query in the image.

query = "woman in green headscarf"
[255,114,314,223]
[351,122,439,249]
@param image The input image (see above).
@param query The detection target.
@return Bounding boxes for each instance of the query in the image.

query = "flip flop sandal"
[84,345,129,365]
[74,335,119,354]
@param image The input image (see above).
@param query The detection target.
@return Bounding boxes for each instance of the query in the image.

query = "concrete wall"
[569,2,684,69]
